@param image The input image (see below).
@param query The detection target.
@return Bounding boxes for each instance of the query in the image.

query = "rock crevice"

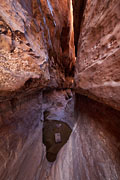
[0,0,120,180]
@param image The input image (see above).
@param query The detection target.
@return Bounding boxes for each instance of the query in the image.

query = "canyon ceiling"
[0,0,120,180]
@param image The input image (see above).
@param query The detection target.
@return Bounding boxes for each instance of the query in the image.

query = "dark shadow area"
[72,0,87,56]
[75,94,120,166]
[60,24,75,77]
[60,25,70,53]
[42,118,72,162]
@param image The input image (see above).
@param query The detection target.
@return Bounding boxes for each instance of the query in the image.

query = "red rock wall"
[0,89,75,179]
[0,0,75,101]
[48,95,120,180]
[75,0,120,111]
[0,93,46,180]
[0,0,120,179]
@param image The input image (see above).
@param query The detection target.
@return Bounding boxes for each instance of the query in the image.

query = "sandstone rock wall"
[0,1,49,93]
[0,93,47,180]
[0,0,120,179]
[48,95,120,180]
[75,0,120,111]
[0,89,75,179]
[0,0,75,101]
[0,1,75,178]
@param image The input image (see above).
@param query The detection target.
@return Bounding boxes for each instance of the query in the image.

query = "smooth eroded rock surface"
[42,89,74,162]
[0,89,75,179]
[0,0,120,179]
[42,89,75,128]
[48,95,120,180]
[75,0,120,110]
[0,92,47,180]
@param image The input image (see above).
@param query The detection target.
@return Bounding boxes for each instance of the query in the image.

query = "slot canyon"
[0,0,120,179]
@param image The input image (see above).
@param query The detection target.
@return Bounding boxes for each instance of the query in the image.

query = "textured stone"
[0,89,75,179]
[0,1,49,93]
[75,0,120,110]
[48,95,120,180]
[0,92,47,180]
[42,89,74,162]
[0,0,75,101]
[0,0,120,179]
[42,89,75,128]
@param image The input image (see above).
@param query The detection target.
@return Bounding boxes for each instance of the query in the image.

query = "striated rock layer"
[0,0,75,101]
[48,95,120,180]
[0,0,120,179]
[0,1,76,179]
[0,89,75,179]
[0,92,46,180]
[75,0,120,111]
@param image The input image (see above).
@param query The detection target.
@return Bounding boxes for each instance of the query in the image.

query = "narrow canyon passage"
[48,95,120,180]
[42,89,74,162]
[0,0,120,180]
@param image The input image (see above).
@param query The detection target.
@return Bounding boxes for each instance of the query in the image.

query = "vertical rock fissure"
[72,0,87,56]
